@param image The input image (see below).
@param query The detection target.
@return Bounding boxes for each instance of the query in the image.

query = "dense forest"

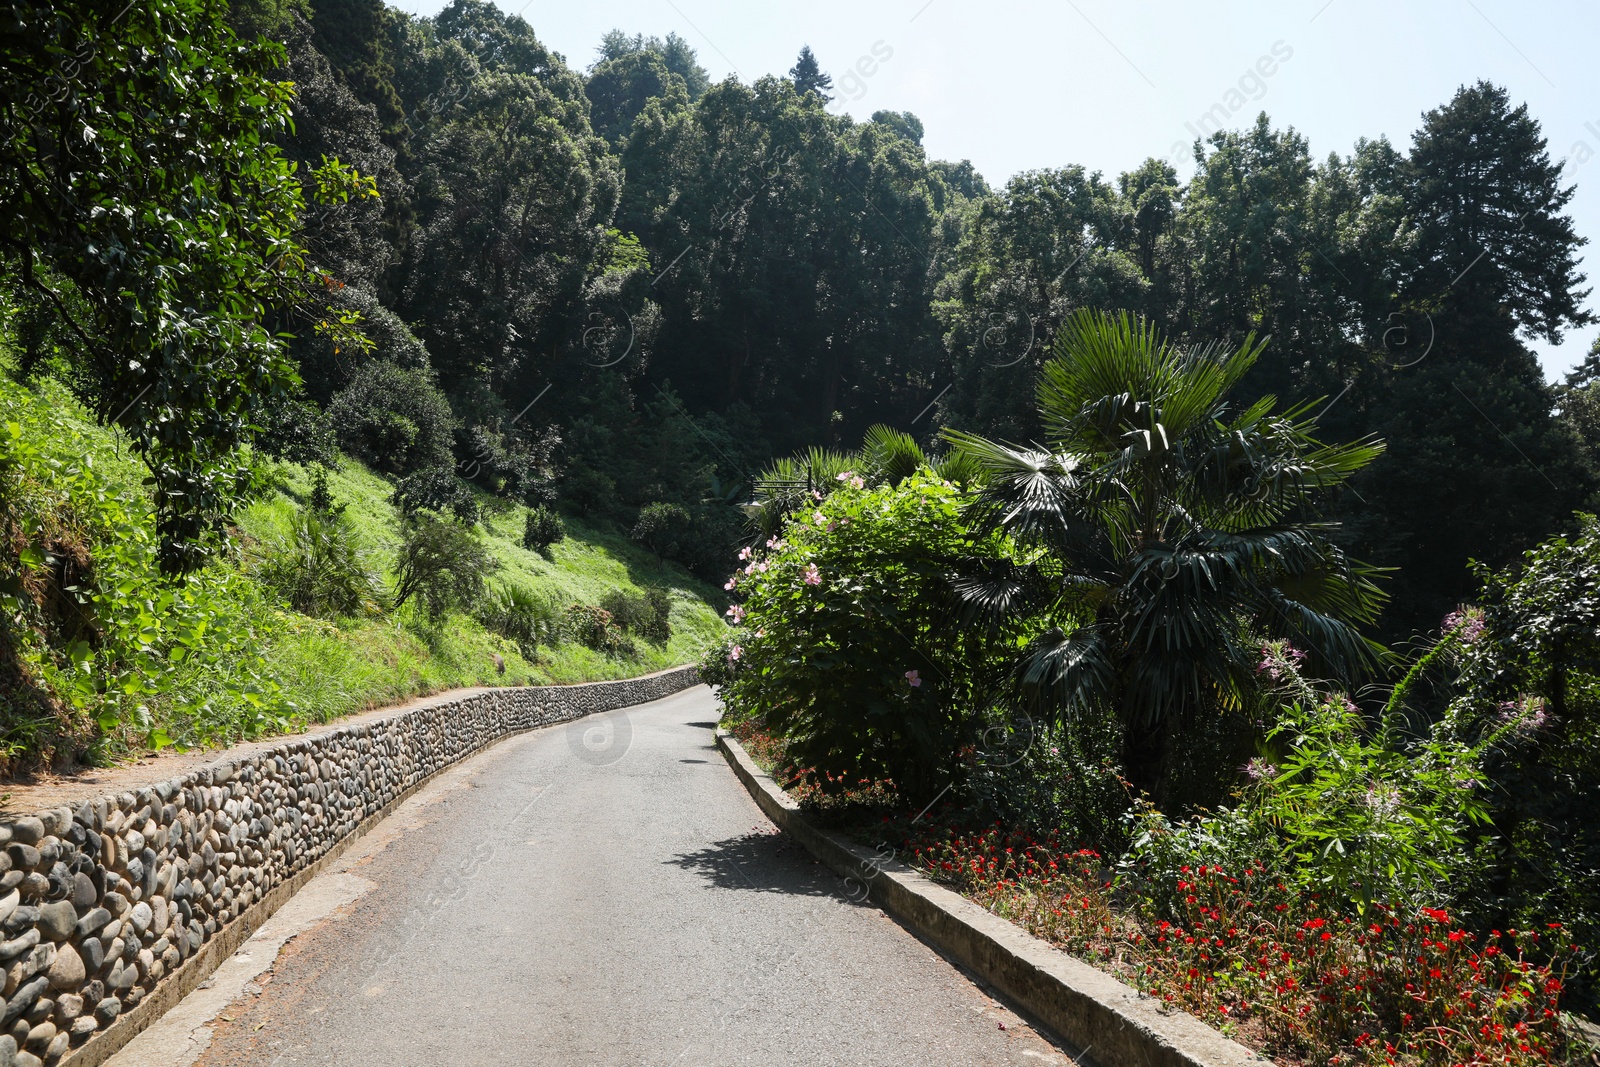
[6,0,1598,643]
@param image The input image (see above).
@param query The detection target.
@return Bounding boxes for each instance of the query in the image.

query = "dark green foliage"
[390,467,478,524]
[276,16,405,299]
[255,390,339,469]
[327,361,455,475]
[0,0,343,571]
[630,502,689,555]
[288,276,428,406]
[585,50,688,145]
[1436,517,1600,1004]
[259,510,381,618]
[595,30,709,100]
[947,310,1386,800]
[1345,84,1594,637]
[600,587,671,645]
[963,715,1129,852]
[522,505,565,554]
[307,0,405,138]
[390,512,496,617]
[871,110,924,145]
[788,45,832,102]
[307,466,342,516]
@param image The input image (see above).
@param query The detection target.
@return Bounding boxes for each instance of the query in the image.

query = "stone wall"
[0,666,699,1067]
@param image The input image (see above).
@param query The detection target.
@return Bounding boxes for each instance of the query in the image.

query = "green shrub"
[630,500,744,581]
[698,631,740,689]
[258,509,381,619]
[962,713,1128,852]
[631,501,689,555]
[391,513,496,618]
[306,465,343,517]
[1123,655,1494,919]
[392,466,479,524]
[522,505,566,555]
[477,582,563,655]
[717,469,1020,799]
[600,586,671,645]
[563,603,635,657]
[327,361,455,476]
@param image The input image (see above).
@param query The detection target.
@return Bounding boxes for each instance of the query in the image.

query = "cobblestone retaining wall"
[0,666,699,1067]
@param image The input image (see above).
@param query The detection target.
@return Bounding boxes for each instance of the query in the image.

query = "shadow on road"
[666,831,871,901]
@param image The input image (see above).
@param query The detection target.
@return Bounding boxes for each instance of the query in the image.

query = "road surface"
[111,685,1073,1067]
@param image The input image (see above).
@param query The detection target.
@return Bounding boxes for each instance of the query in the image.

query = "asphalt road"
[113,685,1072,1067]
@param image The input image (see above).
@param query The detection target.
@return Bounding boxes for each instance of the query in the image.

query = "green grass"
[1,372,727,759]
[242,459,727,723]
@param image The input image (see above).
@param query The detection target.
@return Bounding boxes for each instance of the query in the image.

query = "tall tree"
[788,45,833,103]
[1351,82,1593,637]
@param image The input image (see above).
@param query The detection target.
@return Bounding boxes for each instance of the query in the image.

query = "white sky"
[390,0,1600,380]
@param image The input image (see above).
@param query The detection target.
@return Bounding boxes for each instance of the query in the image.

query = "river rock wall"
[0,666,699,1067]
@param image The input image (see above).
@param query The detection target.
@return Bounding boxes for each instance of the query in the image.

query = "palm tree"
[946,309,1386,796]
[745,425,978,538]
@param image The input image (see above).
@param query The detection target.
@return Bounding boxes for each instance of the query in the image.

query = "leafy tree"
[788,45,833,103]
[275,17,407,299]
[398,65,621,397]
[933,166,1148,440]
[1350,83,1593,636]
[0,0,364,571]
[871,109,924,145]
[308,0,406,138]
[390,512,495,616]
[947,310,1386,798]
[327,361,455,475]
[595,29,710,100]
[585,49,689,145]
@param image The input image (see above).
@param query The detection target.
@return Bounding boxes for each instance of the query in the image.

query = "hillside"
[0,371,726,772]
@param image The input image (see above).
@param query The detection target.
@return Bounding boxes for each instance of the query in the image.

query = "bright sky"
[391,0,1600,380]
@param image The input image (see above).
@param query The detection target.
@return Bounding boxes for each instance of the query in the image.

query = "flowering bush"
[716,469,1022,798]
[893,820,1580,1067]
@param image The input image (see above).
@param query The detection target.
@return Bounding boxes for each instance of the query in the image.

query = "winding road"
[108,685,1072,1067]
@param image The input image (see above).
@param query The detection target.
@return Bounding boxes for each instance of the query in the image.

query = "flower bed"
[726,719,1584,1067]
[895,820,1578,1067]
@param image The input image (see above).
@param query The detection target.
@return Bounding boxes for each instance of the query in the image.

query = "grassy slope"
[244,459,726,724]
[3,373,726,749]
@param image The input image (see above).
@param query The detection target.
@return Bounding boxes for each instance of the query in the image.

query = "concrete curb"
[716,729,1267,1067]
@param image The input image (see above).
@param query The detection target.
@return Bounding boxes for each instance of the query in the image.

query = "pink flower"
[738,546,753,561]
[725,604,746,623]
[905,669,922,688]
[756,628,767,638]
[803,563,821,586]
[1443,608,1486,644]
[812,510,827,526]
[723,578,738,591]
[835,470,865,490]
[1243,757,1277,781]
[766,536,785,550]
[727,645,743,663]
